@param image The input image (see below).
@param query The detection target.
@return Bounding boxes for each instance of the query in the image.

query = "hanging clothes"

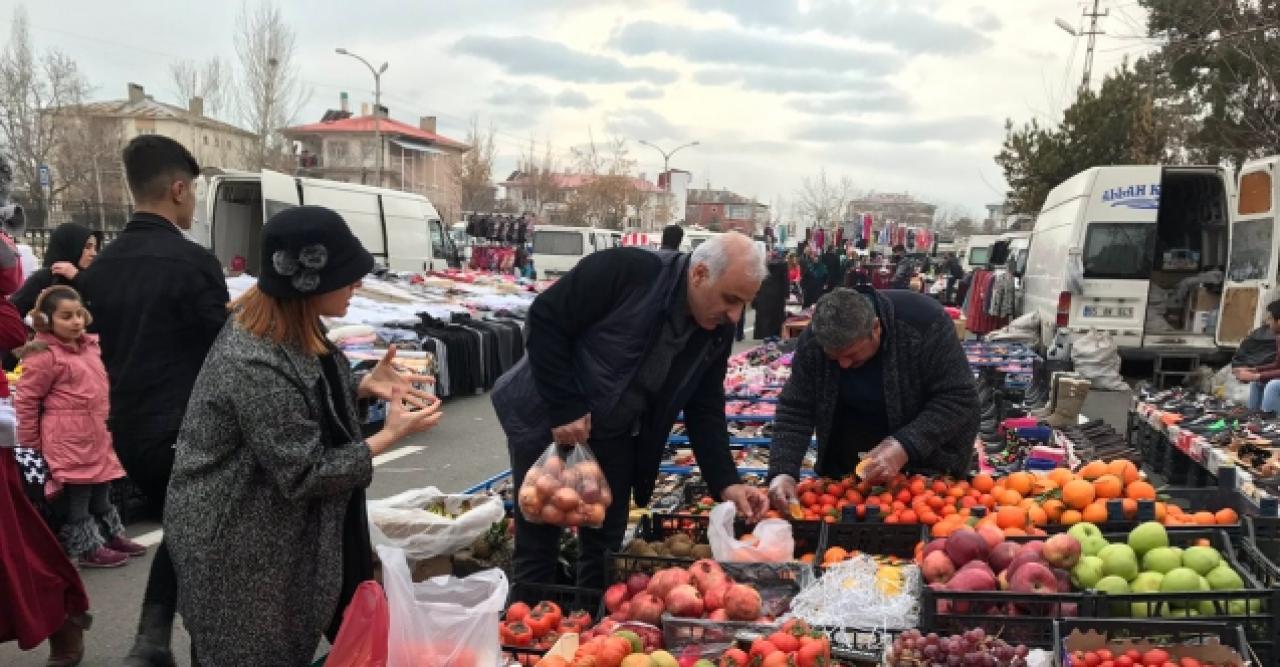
[988,269,1017,319]
[963,269,1008,334]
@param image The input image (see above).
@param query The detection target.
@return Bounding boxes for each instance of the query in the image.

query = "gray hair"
[812,288,876,351]
[690,231,767,282]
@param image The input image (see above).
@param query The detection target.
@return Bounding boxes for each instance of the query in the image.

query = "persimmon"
[1060,509,1082,526]
[1193,511,1216,525]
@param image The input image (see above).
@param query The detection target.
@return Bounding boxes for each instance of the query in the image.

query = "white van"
[194,169,458,275]
[1020,160,1280,356]
[963,234,1003,268]
[531,225,620,278]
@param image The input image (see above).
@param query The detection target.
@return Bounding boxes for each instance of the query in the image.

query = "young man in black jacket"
[79,136,229,667]
[492,233,770,588]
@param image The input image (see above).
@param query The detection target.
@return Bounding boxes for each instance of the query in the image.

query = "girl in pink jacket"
[16,286,146,568]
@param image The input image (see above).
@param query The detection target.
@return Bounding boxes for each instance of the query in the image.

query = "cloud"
[692,67,882,93]
[626,86,665,100]
[688,0,990,55]
[554,89,592,108]
[487,83,552,107]
[970,7,1003,32]
[604,108,686,143]
[788,91,912,115]
[792,116,1001,145]
[611,21,899,75]
[455,34,677,84]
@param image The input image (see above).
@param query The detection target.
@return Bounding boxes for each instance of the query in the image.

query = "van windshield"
[534,231,584,256]
[1083,222,1156,280]
[968,247,990,267]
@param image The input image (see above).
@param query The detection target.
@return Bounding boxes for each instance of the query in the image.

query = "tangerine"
[1003,527,1027,536]
[1000,489,1023,506]
[1060,509,1082,525]
[972,473,995,493]
[1079,460,1108,480]
[1048,467,1074,488]
[1193,511,1216,525]
[1094,474,1123,499]
[1108,459,1140,485]
[900,510,919,524]
[1062,479,1096,510]
[823,547,848,564]
[1028,505,1048,526]
[1125,481,1156,500]
[1153,502,1167,522]
[1006,472,1034,496]
[1082,502,1109,524]
[1122,498,1137,519]
[1216,508,1239,525]
[800,553,815,565]
[1042,499,1066,523]
[996,505,1027,530]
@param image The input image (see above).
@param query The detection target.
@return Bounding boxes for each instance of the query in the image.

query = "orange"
[1006,472,1034,496]
[1122,498,1137,519]
[996,505,1027,530]
[800,553,815,565]
[1166,504,1185,516]
[823,546,848,564]
[1042,499,1065,523]
[1028,505,1048,527]
[1216,508,1239,525]
[1003,526,1027,536]
[1093,474,1123,499]
[1153,502,1167,522]
[1079,460,1108,480]
[972,473,995,493]
[1082,502,1109,524]
[1000,489,1023,506]
[1193,511,1217,525]
[900,510,918,524]
[1108,459,1140,485]
[1062,479,1096,510]
[1032,478,1059,496]
[1018,497,1036,510]
[1060,509,1082,526]
[1126,481,1156,500]
[1048,468,1074,489]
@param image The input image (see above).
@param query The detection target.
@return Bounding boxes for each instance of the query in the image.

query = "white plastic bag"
[1071,329,1129,391]
[379,544,508,667]
[707,502,793,562]
[367,487,505,561]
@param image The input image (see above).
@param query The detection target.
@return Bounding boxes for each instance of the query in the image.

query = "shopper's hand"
[1235,367,1261,382]
[722,484,769,523]
[767,474,798,514]
[360,345,436,408]
[371,387,443,455]
[860,437,909,485]
[50,261,78,280]
[551,414,591,446]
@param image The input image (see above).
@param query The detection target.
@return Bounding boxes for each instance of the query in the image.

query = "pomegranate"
[647,568,693,600]
[626,572,651,598]
[688,559,725,592]
[723,583,762,621]
[707,608,729,621]
[664,584,704,618]
[703,581,730,612]
[604,583,629,613]
[627,592,664,626]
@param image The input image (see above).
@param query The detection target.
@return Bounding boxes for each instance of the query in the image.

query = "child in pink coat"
[16,286,145,568]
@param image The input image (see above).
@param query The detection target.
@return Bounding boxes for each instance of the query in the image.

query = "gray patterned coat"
[165,320,372,666]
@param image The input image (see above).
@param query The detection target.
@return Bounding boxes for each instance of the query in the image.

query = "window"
[429,220,447,260]
[203,135,209,145]
[967,247,990,267]
[1227,217,1274,282]
[533,230,584,256]
[1239,171,1272,215]
[1082,222,1156,280]
[327,140,349,163]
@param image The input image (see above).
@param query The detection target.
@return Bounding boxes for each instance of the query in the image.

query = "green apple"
[1072,556,1106,589]
[1198,600,1223,616]
[651,651,678,667]
[1099,544,1139,582]
[1069,523,1109,556]
[1128,521,1169,557]
[1199,576,1211,592]
[1161,567,1202,593]
[1130,601,1153,617]
[1227,599,1264,615]
[1094,575,1130,595]
[1141,547,1182,574]
[1183,546,1222,575]
[1131,571,1164,593]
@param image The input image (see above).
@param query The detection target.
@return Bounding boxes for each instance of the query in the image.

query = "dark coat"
[11,223,102,318]
[768,288,979,480]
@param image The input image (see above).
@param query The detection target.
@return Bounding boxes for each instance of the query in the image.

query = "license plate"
[1083,305,1133,318]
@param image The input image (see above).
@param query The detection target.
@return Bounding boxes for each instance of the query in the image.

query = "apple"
[664,584,704,618]
[922,538,948,558]
[1130,571,1164,593]
[1205,564,1244,590]
[1043,533,1083,569]
[1141,547,1182,575]
[959,560,994,576]
[605,583,630,613]
[922,550,956,584]
[1182,546,1222,576]
[989,542,1020,574]
[1053,568,1072,593]
[1093,575,1130,595]
[1068,522,1109,557]
[977,523,1005,550]
[1006,550,1046,577]
[1160,567,1202,594]
[1010,562,1059,594]
[944,529,990,567]
[723,583,762,621]
[1098,544,1139,582]
[1127,521,1169,558]
[947,568,997,613]
[997,570,1010,590]
[650,651,678,667]
[1071,556,1105,589]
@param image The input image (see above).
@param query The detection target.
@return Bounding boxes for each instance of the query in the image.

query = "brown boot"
[46,613,91,667]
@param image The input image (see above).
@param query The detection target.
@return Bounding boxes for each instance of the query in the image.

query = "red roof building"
[501,170,671,229]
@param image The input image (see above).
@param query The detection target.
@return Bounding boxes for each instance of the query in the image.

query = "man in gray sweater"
[767,287,978,511]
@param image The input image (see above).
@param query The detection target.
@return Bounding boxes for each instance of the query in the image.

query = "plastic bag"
[367,487,505,561]
[326,580,389,667]
[708,502,793,562]
[379,544,507,667]
[1072,329,1129,391]
[517,442,612,528]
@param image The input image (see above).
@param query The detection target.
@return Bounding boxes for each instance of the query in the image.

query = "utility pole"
[1080,0,1107,91]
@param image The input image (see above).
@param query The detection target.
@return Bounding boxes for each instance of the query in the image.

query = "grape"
[947,656,962,667]
[923,645,940,661]
[927,633,940,644]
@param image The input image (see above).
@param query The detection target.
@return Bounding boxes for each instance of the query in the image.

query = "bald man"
[492,232,770,590]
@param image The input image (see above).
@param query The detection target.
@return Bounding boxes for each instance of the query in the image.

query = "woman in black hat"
[164,206,442,665]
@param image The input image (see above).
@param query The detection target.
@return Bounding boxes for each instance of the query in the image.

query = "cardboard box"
[1061,629,1248,667]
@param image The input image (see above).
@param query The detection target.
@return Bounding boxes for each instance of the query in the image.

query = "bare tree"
[0,6,89,218]
[452,116,496,213]
[234,0,310,170]
[793,168,856,228]
[515,137,559,218]
[568,132,639,229]
[170,56,232,118]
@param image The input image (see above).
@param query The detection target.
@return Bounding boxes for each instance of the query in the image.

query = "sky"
[4,0,1157,221]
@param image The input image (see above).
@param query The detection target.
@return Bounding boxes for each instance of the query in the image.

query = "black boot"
[122,604,176,667]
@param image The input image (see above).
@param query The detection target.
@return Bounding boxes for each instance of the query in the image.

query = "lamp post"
[638,140,700,189]
[336,48,389,187]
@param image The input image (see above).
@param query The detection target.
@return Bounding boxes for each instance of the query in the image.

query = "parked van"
[1020,160,1279,356]
[193,169,458,275]
[963,234,1003,268]
[531,225,621,278]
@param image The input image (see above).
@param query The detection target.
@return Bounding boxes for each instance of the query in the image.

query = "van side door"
[1218,158,1280,346]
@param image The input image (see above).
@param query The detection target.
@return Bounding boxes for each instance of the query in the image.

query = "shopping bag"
[326,580,389,667]
[707,502,793,562]
[379,544,507,667]
[516,442,612,528]
[367,487,505,561]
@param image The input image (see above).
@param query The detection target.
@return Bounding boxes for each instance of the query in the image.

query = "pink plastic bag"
[326,580,389,667]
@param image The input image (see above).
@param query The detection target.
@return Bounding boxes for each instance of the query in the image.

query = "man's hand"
[767,474,798,514]
[50,261,78,280]
[551,414,591,446]
[722,484,769,523]
[1236,367,1261,383]
[860,437,909,485]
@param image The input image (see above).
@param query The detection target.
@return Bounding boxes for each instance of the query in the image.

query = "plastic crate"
[502,583,603,660]
[1034,484,1252,537]
[920,587,1093,649]
[1051,619,1258,666]
[1245,515,1280,583]
[817,521,927,563]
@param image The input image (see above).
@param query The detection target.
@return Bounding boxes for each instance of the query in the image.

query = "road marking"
[129,445,427,545]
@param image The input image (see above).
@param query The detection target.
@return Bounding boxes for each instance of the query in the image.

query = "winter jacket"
[492,248,740,503]
[768,288,979,481]
[78,213,229,440]
[14,332,125,492]
[11,224,103,319]
[166,320,372,665]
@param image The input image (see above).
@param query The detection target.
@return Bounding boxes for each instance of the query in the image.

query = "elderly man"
[493,232,770,588]
[767,287,979,512]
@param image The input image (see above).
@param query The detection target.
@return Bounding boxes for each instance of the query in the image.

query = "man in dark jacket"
[660,224,684,251]
[766,287,979,512]
[493,232,769,588]
[79,135,229,667]
[11,223,103,317]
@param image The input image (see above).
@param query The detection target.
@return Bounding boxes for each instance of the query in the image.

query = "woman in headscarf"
[11,223,102,318]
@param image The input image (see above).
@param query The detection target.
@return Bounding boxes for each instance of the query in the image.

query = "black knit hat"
[258,205,374,299]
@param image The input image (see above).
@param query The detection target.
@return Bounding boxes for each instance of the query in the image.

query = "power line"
[1080,0,1109,91]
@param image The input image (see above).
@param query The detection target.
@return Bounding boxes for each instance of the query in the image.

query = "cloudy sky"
[9,0,1155,219]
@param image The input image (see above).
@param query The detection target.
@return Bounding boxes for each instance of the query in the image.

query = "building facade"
[684,188,769,235]
[845,192,937,229]
[500,171,669,229]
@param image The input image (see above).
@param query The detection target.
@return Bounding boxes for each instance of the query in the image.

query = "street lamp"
[336,48,389,188]
[1054,17,1078,36]
[638,140,700,188]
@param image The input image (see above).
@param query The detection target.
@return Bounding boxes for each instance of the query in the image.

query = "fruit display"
[1066,646,1230,667]
[885,628,1029,667]
[622,533,714,561]
[920,525,1081,615]
[502,601,594,651]
[518,444,612,528]
[603,561,768,625]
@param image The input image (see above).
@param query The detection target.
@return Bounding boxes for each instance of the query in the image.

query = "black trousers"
[509,435,637,591]
[113,429,179,612]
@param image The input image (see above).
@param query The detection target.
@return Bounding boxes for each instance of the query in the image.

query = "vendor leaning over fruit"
[767,287,979,513]
[493,232,770,589]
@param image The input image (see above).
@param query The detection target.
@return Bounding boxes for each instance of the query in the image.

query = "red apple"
[977,523,1005,550]
[944,529,990,567]
[1053,568,1072,594]
[664,584,705,618]
[989,541,1021,574]
[922,550,956,584]
[1043,533,1082,569]
[1006,550,1046,577]
[922,538,948,558]
[1009,562,1058,594]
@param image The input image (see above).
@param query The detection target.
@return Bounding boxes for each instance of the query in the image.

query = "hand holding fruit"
[722,484,769,522]
[859,437,908,485]
[551,413,592,446]
[766,474,799,515]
